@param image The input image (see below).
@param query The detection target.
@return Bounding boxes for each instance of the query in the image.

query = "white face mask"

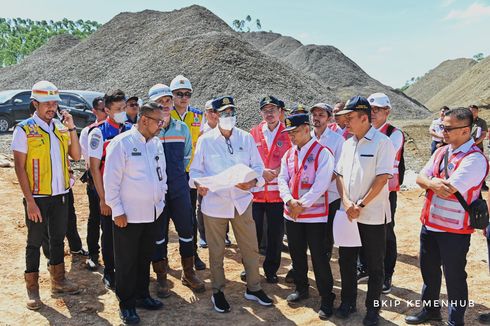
[219,116,236,131]
[113,111,127,124]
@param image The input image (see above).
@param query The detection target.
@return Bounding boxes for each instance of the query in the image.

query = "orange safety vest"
[379,123,404,192]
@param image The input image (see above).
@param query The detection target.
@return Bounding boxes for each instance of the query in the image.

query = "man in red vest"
[250,96,291,283]
[406,108,488,326]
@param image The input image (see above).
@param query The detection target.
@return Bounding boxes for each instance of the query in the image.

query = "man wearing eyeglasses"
[406,107,488,326]
[125,96,140,124]
[147,84,205,297]
[104,101,167,324]
[189,96,273,313]
[170,74,206,271]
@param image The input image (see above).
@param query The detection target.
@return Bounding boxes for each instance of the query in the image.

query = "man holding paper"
[277,113,336,320]
[334,96,395,326]
[189,96,273,313]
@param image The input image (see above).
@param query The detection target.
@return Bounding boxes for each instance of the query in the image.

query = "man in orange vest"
[277,113,337,320]
[406,108,488,326]
[250,96,291,283]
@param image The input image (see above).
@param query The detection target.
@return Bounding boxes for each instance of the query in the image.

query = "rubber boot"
[152,259,171,298]
[181,257,205,293]
[48,263,80,294]
[25,272,42,310]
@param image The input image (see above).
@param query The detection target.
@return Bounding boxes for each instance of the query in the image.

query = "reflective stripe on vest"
[284,141,329,219]
[251,121,292,203]
[420,145,488,234]
[379,123,404,192]
[171,107,202,172]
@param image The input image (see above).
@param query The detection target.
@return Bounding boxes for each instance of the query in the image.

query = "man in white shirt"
[104,102,167,324]
[334,96,395,326]
[429,106,449,154]
[277,113,336,320]
[330,102,351,139]
[406,108,488,326]
[189,96,273,313]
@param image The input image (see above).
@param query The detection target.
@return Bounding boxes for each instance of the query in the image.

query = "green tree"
[473,52,485,62]
[232,15,263,32]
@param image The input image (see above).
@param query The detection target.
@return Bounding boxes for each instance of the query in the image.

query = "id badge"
[156,166,163,181]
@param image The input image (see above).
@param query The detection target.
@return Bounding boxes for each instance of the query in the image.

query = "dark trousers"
[252,202,284,277]
[285,219,333,297]
[114,221,157,310]
[431,141,441,154]
[359,192,398,278]
[24,194,68,273]
[152,193,194,261]
[86,184,101,261]
[100,214,115,276]
[339,223,386,309]
[65,189,83,252]
[189,183,199,255]
[419,225,471,325]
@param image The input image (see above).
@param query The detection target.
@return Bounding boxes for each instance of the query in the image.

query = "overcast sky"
[3,0,489,88]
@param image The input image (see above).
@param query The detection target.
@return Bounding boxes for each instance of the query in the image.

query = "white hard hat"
[204,99,214,110]
[148,84,173,101]
[367,92,392,109]
[170,75,192,92]
[30,80,61,102]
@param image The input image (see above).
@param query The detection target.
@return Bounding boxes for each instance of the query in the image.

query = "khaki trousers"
[203,204,261,293]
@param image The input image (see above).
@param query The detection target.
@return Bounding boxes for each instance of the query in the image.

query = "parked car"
[0,89,104,132]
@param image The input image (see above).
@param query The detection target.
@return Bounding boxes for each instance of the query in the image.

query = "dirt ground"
[0,163,489,326]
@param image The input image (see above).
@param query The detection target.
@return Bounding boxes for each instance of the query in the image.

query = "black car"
[0,89,104,132]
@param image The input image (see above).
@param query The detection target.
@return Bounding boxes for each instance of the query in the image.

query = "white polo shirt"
[335,126,395,225]
[312,127,345,203]
[103,126,167,223]
[11,113,68,197]
[189,126,265,218]
[429,118,444,142]
[262,122,280,149]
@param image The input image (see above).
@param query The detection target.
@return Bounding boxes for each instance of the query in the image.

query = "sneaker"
[85,257,98,271]
[103,273,115,291]
[285,268,295,284]
[318,293,336,320]
[265,275,279,284]
[244,288,273,306]
[479,312,490,324]
[240,270,247,282]
[335,302,356,319]
[224,237,232,247]
[71,248,89,256]
[382,277,392,294]
[357,267,369,283]
[363,309,380,326]
[483,184,489,191]
[198,239,208,248]
[212,291,231,313]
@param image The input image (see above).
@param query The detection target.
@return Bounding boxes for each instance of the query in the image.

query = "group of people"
[11,76,489,326]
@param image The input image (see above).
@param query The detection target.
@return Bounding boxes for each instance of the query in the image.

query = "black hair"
[140,101,163,116]
[440,106,450,111]
[444,107,473,126]
[357,109,371,123]
[92,96,104,108]
[468,104,479,110]
[104,89,126,109]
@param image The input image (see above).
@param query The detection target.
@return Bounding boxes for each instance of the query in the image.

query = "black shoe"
[194,254,206,270]
[225,237,232,247]
[119,308,140,325]
[382,277,392,294]
[335,302,356,319]
[479,312,490,324]
[259,248,266,256]
[71,248,89,256]
[285,269,295,284]
[85,257,99,271]
[405,309,442,324]
[357,267,369,283]
[244,288,273,306]
[482,184,489,191]
[102,273,115,291]
[136,296,164,310]
[240,270,247,282]
[318,293,336,320]
[363,309,380,326]
[286,290,309,303]
[212,291,231,313]
[266,275,279,284]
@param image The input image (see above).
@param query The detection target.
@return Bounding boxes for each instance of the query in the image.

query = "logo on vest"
[307,155,314,163]
[277,141,283,147]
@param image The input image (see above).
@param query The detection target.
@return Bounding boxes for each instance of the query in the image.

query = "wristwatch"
[356,199,365,208]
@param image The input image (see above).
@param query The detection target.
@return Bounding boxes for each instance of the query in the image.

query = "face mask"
[219,116,236,131]
[113,111,127,124]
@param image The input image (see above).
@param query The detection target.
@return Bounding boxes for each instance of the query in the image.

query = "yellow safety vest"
[19,117,70,195]
[170,106,203,171]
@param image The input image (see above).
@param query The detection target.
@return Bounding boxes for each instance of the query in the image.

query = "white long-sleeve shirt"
[189,127,265,218]
[278,137,335,223]
[104,126,167,223]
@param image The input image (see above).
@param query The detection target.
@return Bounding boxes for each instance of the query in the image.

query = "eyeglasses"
[144,115,165,128]
[439,124,470,132]
[225,138,233,154]
[175,92,192,99]
[128,103,139,108]
[219,109,236,118]
[371,107,389,113]
[261,108,279,115]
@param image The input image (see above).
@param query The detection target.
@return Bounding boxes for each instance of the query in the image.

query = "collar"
[130,125,147,143]
[106,117,121,129]
[450,138,475,154]
[377,122,388,131]
[296,137,316,154]
[262,121,280,134]
[312,126,331,140]
[353,126,376,142]
[33,112,54,131]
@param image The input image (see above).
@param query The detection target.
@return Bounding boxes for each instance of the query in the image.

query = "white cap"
[204,99,214,110]
[367,92,391,109]
[148,84,173,101]
[170,75,192,92]
[30,80,61,102]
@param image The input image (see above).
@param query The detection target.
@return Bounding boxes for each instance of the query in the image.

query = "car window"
[60,94,86,109]
[12,92,31,105]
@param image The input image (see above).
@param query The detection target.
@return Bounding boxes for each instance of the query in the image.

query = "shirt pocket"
[126,153,148,180]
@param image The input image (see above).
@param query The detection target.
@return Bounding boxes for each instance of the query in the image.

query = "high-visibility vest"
[19,117,70,195]
[379,123,404,192]
[284,141,329,220]
[328,123,351,139]
[171,106,203,172]
[250,121,292,203]
[420,145,488,234]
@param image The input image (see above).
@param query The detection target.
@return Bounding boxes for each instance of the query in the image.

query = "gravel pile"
[405,58,477,106]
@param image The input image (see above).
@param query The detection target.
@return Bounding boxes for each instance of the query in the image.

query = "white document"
[333,210,362,248]
[194,163,259,193]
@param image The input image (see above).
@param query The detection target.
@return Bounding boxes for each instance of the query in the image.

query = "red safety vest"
[328,123,351,139]
[284,141,329,220]
[250,121,292,203]
[379,123,404,192]
[420,145,488,234]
